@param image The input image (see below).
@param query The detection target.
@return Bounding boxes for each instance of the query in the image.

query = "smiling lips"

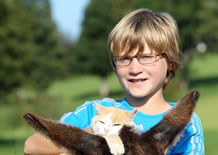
[128,79,147,83]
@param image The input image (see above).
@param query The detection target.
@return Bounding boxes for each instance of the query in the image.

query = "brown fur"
[23,91,199,155]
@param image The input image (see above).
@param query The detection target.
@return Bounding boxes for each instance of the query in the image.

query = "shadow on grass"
[73,89,125,102]
[0,138,25,154]
[0,139,16,147]
[0,138,24,146]
[189,76,218,88]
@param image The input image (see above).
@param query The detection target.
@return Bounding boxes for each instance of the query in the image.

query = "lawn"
[188,53,218,155]
[0,53,218,154]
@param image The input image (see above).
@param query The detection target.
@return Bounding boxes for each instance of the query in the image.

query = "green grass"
[187,53,218,154]
[204,130,218,155]
[0,53,218,154]
[188,53,218,131]
[188,53,218,79]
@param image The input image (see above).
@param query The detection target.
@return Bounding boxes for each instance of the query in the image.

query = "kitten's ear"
[128,109,137,121]
[94,104,105,114]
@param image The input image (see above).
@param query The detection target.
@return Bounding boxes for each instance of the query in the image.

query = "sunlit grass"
[188,53,218,79]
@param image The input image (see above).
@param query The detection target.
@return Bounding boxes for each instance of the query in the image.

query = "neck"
[126,89,171,115]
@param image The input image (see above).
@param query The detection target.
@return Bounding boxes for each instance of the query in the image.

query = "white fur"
[91,105,137,155]
[104,135,125,155]
[91,112,123,136]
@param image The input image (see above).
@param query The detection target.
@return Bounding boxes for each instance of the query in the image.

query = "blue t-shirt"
[59,97,205,155]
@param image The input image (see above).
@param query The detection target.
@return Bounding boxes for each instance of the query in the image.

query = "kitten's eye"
[99,121,105,124]
[113,124,121,126]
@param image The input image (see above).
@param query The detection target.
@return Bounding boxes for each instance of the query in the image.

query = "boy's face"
[115,42,168,101]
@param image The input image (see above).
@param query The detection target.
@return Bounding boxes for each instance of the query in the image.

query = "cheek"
[151,60,168,79]
[108,126,123,135]
[116,67,127,77]
[154,66,167,78]
[91,122,105,134]
[116,68,127,84]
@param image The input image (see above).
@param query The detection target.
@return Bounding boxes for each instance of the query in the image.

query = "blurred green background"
[0,0,218,154]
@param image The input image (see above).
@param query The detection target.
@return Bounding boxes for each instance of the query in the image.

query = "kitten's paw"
[109,143,125,155]
[104,135,125,155]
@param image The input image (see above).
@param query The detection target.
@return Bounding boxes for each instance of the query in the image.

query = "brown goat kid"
[23,91,200,155]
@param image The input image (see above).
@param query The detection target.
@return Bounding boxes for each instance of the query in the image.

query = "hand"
[24,133,67,155]
[83,126,93,134]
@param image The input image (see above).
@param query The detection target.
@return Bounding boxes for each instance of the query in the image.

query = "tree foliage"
[76,0,114,78]
[194,0,218,51]
[0,0,69,96]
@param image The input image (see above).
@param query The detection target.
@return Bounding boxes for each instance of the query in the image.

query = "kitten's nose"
[105,128,109,134]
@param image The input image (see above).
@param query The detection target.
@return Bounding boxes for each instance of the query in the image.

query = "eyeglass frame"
[112,53,166,67]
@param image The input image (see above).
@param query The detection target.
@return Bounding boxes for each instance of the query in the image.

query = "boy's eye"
[117,57,130,62]
[140,55,153,59]
[139,55,155,64]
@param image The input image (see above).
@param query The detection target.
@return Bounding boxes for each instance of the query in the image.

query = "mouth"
[128,79,147,83]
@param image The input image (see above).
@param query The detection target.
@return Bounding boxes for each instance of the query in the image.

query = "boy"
[24,8,204,154]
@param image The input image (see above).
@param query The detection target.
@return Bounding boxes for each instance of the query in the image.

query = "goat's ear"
[142,91,199,151]
[23,113,110,154]
[23,113,50,136]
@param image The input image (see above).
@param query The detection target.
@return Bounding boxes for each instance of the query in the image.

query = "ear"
[94,104,101,114]
[141,91,199,151]
[128,109,137,121]
[94,104,106,114]
[23,113,110,154]
[167,62,176,71]
[111,59,116,69]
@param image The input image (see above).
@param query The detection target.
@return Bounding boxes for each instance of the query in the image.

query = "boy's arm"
[24,133,68,155]
[24,127,93,155]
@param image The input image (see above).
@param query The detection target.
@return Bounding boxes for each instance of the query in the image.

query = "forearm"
[24,133,67,155]
[24,127,93,155]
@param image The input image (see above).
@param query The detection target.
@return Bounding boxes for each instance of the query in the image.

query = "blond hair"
[108,8,180,88]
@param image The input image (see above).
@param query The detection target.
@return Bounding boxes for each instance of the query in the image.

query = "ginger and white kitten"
[91,104,137,155]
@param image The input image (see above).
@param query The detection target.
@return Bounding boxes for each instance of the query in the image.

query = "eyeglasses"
[112,53,165,66]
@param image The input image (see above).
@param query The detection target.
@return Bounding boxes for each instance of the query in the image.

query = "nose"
[129,58,143,75]
[104,128,109,134]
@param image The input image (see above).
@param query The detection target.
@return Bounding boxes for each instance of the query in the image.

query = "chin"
[128,92,149,99]
[127,89,150,98]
